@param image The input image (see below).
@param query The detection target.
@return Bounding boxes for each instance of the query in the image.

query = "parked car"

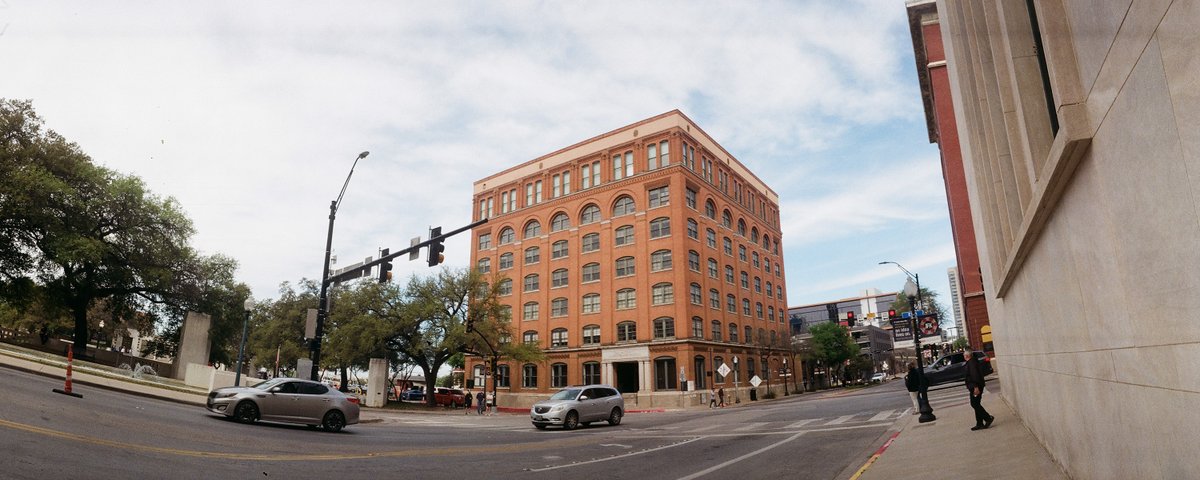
[870,372,888,383]
[433,387,466,407]
[206,377,360,432]
[400,387,425,401]
[923,351,993,386]
[530,384,624,430]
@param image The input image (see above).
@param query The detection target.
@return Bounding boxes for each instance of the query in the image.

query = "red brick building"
[907,1,992,353]
[467,111,789,408]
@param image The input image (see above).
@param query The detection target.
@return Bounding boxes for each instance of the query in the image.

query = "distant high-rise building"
[467,111,788,408]
[946,267,964,339]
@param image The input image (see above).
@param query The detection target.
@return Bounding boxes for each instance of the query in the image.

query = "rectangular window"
[552,298,568,317]
[551,329,567,348]
[552,270,568,288]
[508,189,517,212]
[582,234,599,253]
[535,180,542,203]
[686,188,696,209]
[648,186,669,208]
[583,363,600,385]
[552,174,561,198]
[647,142,658,170]
[583,325,600,345]
[660,140,670,166]
[625,152,634,177]
[500,191,509,213]
[613,154,623,180]
[582,264,600,283]
[582,295,600,313]
[591,161,600,187]
[523,365,537,388]
[710,290,720,309]
[496,365,510,388]
[581,163,592,189]
[526,183,533,206]
[562,171,571,195]
[478,234,491,250]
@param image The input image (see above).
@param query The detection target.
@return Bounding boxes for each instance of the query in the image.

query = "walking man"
[476,390,486,415]
[965,351,994,430]
[464,388,473,414]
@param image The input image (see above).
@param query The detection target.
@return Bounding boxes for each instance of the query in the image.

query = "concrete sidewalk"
[849,384,1069,480]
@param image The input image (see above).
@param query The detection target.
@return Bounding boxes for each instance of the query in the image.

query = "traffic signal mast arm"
[324,218,489,286]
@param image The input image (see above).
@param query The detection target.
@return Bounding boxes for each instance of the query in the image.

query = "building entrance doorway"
[613,362,639,393]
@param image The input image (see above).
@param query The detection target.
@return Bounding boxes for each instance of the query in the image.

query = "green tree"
[2,99,247,358]
[243,280,318,378]
[460,272,543,408]
[890,285,950,330]
[809,322,858,387]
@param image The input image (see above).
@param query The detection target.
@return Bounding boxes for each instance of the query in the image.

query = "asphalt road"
[1,370,917,479]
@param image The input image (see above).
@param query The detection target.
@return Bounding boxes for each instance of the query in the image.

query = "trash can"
[749,388,758,401]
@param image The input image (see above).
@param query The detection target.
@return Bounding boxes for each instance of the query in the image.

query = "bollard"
[52,348,84,398]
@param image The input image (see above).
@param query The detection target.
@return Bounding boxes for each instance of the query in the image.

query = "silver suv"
[530,385,624,430]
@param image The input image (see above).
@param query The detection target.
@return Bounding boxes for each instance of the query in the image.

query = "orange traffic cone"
[53,347,83,398]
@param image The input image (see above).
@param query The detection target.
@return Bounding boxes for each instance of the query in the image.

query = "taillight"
[347,396,360,404]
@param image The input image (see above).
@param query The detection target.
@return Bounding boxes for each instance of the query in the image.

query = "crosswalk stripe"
[826,415,855,425]
[687,424,722,433]
[733,422,769,432]
[869,410,894,422]
[786,419,821,428]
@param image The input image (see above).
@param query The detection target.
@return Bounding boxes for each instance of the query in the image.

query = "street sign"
[891,319,913,341]
[409,237,421,260]
[919,316,939,336]
[717,362,731,378]
[750,375,762,387]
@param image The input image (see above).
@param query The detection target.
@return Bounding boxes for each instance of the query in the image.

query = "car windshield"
[549,388,582,401]
[251,378,289,391]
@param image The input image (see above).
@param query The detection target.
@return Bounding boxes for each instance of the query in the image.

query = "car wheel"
[234,401,258,424]
[563,411,579,430]
[322,410,346,433]
[608,407,623,426]
[534,423,547,430]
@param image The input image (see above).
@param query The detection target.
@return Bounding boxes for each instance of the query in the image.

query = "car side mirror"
[579,395,589,401]
[270,386,282,394]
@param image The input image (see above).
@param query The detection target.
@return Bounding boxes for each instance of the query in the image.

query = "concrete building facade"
[907,0,993,353]
[912,1,1200,477]
[468,111,790,409]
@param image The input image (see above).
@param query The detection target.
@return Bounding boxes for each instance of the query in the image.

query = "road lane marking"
[675,431,807,480]
[528,437,702,472]
[826,415,855,425]
[786,419,821,428]
[686,424,722,433]
[732,422,769,432]
[868,410,894,422]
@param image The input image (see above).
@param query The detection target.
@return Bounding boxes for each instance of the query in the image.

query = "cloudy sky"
[3,1,959,330]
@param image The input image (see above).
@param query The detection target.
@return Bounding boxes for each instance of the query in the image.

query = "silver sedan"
[206,377,360,432]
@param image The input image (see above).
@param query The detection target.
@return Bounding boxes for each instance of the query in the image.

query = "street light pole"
[880,261,936,423]
[236,297,253,387]
[311,151,369,381]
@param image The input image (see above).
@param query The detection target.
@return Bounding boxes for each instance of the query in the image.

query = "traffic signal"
[846,311,855,326]
[888,309,896,318]
[427,226,445,267]
[378,249,393,283]
[466,316,474,332]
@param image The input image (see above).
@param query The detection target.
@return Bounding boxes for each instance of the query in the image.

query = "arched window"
[651,282,673,305]
[692,317,704,339]
[551,363,568,388]
[689,283,702,305]
[550,212,570,232]
[714,355,725,382]
[582,262,600,282]
[737,218,746,237]
[651,249,672,271]
[653,317,675,339]
[580,204,601,224]
[523,221,541,239]
[551,328,568,348]
[687,218,699,239]
[688,250,700,271]
[745,326,752,344]
[705,200,716,219]
[617,321,637,342]
[582,233,600,252]
[582,293,601,313]
[583,361,601,385]
[551,297,568,317]
[729,323,739,343]
[711,320,722,342]
[498,227,515,244]
[751,227,759,243]
[613,196,636,216]
[499,252,513,270]
[524,246,540,264]
[522,330,539,345]
[552,268,568,288]
[694,355,707,389]
[552,240,568,259]
[722,210,732,229]
[523,274,539,292]
[582,324,600,345]
[616,288,636,310]
[654,356,677,390]
[498,279,512,296]
[615,225,634,245]
[522,364,538,388]
[616,256,636,277]
[522,301,539,320]
[649,217,671,238]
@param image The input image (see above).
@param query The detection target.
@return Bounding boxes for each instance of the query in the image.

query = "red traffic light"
[888,309,896,317]
[846,311,855,319]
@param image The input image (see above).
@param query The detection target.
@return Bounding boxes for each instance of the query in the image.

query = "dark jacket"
[904,367,922,392]
[965,354,987,390]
